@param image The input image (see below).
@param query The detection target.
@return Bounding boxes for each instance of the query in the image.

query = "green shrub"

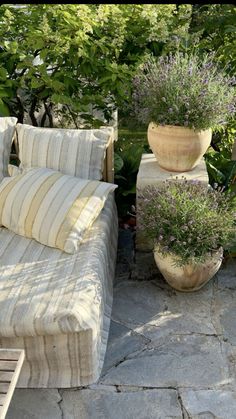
[138,179,236,266]
[132,52,235,130]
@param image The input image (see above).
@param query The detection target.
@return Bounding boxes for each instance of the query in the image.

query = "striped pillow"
[0,117,17,179]
[0,167,117,253]
[16,124,113,180]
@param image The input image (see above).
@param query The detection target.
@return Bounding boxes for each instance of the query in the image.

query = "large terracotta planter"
[154,247,223,292]
[147,123,212,172]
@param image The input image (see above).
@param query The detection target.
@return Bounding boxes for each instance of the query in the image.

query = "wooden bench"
[0,349,25,419]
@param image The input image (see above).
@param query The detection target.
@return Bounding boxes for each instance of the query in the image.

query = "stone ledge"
[137,153,209,188]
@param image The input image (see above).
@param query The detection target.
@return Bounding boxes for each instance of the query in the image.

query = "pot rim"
[148,122,212,135]
[154,244,224,266]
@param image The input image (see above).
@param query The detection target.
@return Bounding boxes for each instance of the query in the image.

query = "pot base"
[154,248,223,292]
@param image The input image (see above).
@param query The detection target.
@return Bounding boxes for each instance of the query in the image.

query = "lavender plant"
[132,53,235,130]
[138,179,236,266]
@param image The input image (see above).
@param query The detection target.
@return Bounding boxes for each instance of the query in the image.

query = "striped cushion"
[0,117,17,179]
[16,123,113,180]
[0,167,117,253]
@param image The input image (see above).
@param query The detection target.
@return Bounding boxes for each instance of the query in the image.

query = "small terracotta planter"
[154,247,223,292]
[147,123,212,172]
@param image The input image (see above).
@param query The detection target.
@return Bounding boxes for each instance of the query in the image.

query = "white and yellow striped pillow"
[0,167,117,253]
[0,117,17,179]
[16,124,112,180]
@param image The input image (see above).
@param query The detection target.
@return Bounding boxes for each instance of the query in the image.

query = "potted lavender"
[138,179,236,292]
[132,53,235,172]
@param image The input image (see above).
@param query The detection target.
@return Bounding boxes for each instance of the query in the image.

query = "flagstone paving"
[7,232,236,419]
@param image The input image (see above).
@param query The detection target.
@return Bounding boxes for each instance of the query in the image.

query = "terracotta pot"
[147,123,212,172]
[153,247,223,292]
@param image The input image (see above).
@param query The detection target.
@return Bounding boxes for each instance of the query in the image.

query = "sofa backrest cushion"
[16,124,113,180]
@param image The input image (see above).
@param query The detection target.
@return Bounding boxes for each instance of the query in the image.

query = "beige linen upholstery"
[0,194,118,388]
[8,164,22,177]
[0,167,117,253]
[16,123,113,180]
[0,117,17,179]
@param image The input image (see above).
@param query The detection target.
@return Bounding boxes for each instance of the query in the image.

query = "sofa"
[0,118,118,388]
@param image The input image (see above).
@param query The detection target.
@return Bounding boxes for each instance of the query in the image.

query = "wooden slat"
[0,350,21,361]
[0,349,24,419]
[0,383,8,394]
[0,371,14,382]
[0,361,17,371]
[102,133,114,183]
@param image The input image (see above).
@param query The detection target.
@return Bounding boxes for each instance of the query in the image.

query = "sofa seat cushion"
[0,195,118,339]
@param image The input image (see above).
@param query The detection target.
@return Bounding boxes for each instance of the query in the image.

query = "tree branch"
[43,100,54,128]
[40,110,47,127]
[29,96,38,126]
[66,104,79,129]
[16,94,25,123]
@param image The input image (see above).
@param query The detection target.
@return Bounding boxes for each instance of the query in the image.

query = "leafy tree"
[190,4,236,74]
[0,4,192,127]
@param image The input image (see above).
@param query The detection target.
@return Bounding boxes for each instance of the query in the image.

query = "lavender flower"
[138,179,236,267]
[132,52,235,130]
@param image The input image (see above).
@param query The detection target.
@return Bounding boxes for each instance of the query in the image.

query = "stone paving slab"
[101,334,230,389]
[111,280,216,339]
[6,389,61,419]
[61,388,182,419]
[180,389,236,419]
[217,259,236,290]
[214,288,236,345]
[101,320,148,374]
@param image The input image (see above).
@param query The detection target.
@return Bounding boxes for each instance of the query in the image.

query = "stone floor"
[7,230,236,419]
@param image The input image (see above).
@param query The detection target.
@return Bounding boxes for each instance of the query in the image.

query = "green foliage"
[114,129,149,217]
[205,119,236,194]
[114,144,143,217]
[190,5,236,75]
[0,4,191,127]
[189,5,236,159]
[205,150,236,194]
[132,52,235,130]
[138,180,236,266]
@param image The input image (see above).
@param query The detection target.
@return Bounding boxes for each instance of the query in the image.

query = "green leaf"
[206,162,226,183]
[51,93,72,105]
[122,184,136,196]
[31,78,45,89]
[0,99,10,116]
[0,68,7,80]
[223,161,236,188]
[114,174,127,181]
[114,153,124,172]
[51,80,65,91]
[0,88,10,98]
